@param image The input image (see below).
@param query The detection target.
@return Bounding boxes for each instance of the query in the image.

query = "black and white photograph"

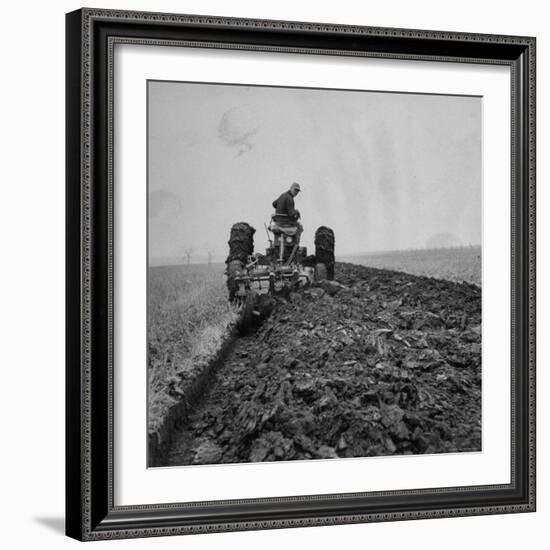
[147,80,483,468]
[60,4,537,544]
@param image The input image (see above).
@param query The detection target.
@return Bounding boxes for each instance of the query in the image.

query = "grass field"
[341,246,481,286]
[148,263,238,436]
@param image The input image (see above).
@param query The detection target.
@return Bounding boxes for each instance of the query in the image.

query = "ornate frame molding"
[66,8,536,541]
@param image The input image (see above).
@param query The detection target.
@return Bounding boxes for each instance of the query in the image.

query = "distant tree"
[182,246,194,265]
[426,232,462,249]
[207,251,212,266]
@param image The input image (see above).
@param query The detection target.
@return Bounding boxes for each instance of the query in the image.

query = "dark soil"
[165,262,481,467]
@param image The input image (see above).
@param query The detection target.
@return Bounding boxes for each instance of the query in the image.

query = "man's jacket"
[272,191,299,223]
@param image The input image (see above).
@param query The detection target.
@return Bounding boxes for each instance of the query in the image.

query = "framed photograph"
[65,8,536,541]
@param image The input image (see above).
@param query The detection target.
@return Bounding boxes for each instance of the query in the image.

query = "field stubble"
[343,246,481,286]
[148,264,238,437]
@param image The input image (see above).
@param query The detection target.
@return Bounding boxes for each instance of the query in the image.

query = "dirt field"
[163,262,482,466]
[342,246,481,286]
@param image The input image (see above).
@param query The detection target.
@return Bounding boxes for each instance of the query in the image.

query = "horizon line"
[149,244,482,267]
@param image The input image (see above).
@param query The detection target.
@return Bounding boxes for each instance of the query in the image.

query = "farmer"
[271,182,303,243]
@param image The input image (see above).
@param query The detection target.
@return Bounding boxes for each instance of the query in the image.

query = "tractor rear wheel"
[314,226,335,280]
[226,222,255,301]
[314,262,327,282]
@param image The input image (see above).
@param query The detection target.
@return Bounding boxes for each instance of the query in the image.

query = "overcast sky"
[148,80,481,264]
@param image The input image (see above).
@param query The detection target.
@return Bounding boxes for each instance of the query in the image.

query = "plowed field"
[164,262,482,466]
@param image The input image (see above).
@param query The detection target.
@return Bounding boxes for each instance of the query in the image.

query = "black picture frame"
[66,8,536,541]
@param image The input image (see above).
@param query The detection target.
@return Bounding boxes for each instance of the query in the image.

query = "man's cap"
[290,182,301,193]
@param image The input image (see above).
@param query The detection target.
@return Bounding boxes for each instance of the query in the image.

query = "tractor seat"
[270,222,298,236]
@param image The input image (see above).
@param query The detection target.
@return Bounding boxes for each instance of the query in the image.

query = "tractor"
[225,217,335,334]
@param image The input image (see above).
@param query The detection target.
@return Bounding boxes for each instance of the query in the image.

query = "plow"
[225,219,335,334]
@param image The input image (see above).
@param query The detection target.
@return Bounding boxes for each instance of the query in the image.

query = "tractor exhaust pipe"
[264,223,273,248]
